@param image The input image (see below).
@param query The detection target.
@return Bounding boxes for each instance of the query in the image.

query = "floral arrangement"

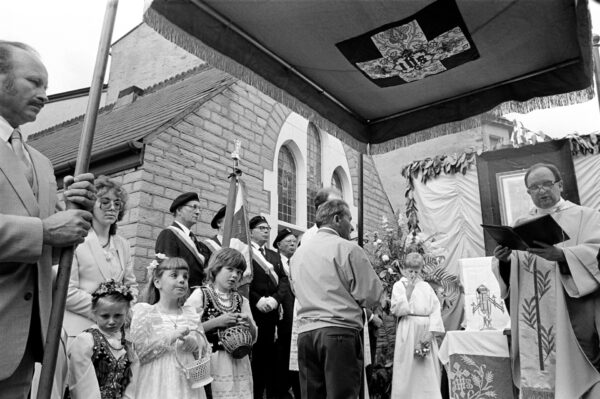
[92,279,135,302]
[147,253,168,273]
[414,339,432,359]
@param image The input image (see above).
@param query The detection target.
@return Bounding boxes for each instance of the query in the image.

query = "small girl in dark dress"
[67,279,135,399]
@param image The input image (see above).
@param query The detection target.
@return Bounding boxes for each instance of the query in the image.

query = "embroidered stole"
[167,225,205,264]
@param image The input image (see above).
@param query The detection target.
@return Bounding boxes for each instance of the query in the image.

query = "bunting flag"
[223,177,254,289]
[336,0,479,87]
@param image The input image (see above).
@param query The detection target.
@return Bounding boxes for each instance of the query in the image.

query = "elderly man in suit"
[204,205,226,253]
[155,192,212,287]
[0,41,95,398]
[248,216,291,399]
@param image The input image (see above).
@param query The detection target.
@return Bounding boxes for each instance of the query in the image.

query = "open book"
[481,214,569,250]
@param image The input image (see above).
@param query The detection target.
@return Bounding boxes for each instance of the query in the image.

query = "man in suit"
[273,228,298,398]
[248,216,291,399]
[0,41,95,398]
[204,205,225,253]
[155,192,212,287]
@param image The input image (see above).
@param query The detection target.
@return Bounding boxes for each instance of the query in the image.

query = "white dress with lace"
[129,303,206,399]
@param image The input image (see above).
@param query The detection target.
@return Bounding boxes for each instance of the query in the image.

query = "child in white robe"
[390,252,445,399]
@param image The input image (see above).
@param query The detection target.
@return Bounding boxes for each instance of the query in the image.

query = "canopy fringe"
[370,86,594,154]
[144,8,367,153]
[145,6,593,156]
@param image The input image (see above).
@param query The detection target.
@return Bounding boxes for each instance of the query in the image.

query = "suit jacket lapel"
[0,143,39,216]
[168,224,205,265]
[87,230,113,281]
[28,146,50,217]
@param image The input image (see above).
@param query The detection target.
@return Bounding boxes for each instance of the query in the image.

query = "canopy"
[144,0,593,153]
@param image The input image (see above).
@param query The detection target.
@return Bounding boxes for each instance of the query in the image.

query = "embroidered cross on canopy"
[336,0,479,87]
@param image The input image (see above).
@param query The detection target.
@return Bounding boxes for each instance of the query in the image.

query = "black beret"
[211,206,226,229]
[169,192,200,213]
[273,228,295,248]
[249,215,269,230]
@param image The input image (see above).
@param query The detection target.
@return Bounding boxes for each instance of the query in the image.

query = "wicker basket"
[175,330,213,389]
[218,325,253,359]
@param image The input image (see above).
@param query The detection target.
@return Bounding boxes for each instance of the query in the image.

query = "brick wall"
[107,24,203,103]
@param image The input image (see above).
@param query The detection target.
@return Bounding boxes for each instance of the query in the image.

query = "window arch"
[331,170,344,199]
[278,145,297,224]
[306,123,322,227]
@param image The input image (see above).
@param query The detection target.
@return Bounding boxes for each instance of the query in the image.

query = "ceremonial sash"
[167,225,205,265]
[204,238,221,253]
[252,246,279,286]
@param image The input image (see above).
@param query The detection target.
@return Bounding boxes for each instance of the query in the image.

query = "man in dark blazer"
[273,228,299,398]
[248,216,291,399]
[204,205,225,253]
[155,192,212,287]
[0,41,95,398]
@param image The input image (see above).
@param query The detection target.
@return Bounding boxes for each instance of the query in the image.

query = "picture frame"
[495,170,531,225]
[476,139,579,255]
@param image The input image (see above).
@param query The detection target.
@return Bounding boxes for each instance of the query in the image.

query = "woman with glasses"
[64,175,138,337]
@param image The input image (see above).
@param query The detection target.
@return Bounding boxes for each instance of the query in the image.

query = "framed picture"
[496,170,531,225]
[476,139,579,255]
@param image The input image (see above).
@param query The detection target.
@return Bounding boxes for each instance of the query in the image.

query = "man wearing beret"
[155,192,212,287]
[248,216,291,399]
[204,205,226,253]
[273,228,299,398]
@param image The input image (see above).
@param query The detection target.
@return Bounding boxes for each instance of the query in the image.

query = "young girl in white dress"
[186,248,257,399]
[67,279,135,399]
[391,252,445,399]
[130,256,207,399]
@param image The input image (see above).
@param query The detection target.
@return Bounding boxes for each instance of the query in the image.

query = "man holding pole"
[0,41,96,398]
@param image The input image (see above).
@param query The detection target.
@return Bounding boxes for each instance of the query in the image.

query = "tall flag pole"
[36,1,119,397]
[222,140,253,296]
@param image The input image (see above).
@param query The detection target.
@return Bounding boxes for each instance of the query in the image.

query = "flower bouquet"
[414,339,431,359]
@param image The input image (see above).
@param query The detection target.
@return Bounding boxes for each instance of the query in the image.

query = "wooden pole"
[37,1,118,397]
[592,35,600,112]
[358,151,364,247]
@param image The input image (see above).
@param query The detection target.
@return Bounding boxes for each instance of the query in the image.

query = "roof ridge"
[28,103,116,142]
[28,65,217,142]
[143,64,214,94]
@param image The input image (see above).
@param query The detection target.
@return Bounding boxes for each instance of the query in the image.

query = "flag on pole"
[224,177,254,288]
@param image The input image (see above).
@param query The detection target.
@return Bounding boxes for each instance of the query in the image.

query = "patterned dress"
[129,303,207,399]
[186,286,256,399]
[67,327,132,399]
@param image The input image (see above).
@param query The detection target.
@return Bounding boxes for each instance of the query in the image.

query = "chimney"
[115,86,144,108]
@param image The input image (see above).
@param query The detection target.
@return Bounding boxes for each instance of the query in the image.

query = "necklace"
[99,329,124,351]
[207,285,238,313]
[156,305,182,328]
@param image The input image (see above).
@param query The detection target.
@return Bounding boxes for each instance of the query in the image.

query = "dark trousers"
[298,326,363,399]
[252,317,277,398]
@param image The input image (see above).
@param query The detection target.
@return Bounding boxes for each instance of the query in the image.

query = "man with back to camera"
[493,162,600,398]
[155,192,212,288]
[0,41,96,398]
[291,199,383,398]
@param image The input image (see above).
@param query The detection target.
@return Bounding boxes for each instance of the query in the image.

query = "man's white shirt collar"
[0,116,15,147]
[174,220,191,236]
[532,198,567,216]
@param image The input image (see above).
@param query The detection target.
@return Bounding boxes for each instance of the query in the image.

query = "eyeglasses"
[183,204,202,211]
[98,197,123,211]
[255,226,271,232]
[527,180,559,192]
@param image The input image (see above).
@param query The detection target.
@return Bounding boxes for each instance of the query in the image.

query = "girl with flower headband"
[390,252,445,399]
[186,248,257,398]
[129,255,207,399]
[67,279,135,399]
